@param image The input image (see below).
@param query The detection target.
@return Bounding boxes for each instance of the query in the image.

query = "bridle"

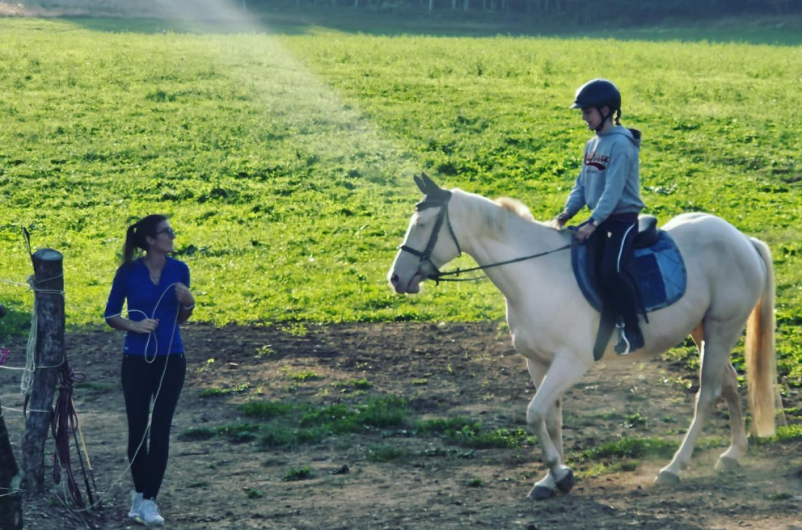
[398,191,463,284]
[398,191,571,284]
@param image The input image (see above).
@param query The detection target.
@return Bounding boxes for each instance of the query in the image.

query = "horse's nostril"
[391,274,399,285]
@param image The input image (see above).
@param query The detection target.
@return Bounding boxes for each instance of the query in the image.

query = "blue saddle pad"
[572,231,687,313]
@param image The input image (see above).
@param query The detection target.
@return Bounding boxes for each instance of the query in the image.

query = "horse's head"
[388,173,463,294]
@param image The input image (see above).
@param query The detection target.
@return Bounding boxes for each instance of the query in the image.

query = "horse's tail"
[745,237,777,438]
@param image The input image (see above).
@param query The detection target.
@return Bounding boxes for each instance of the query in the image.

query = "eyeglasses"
[155,227,176,238]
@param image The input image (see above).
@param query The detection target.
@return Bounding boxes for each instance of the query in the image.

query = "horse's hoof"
[528,486,556,501]
[716,456,741,473]
[654,471,680,485]
[555,470,575,494]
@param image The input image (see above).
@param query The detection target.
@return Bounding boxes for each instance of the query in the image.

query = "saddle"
[571,215,687,360]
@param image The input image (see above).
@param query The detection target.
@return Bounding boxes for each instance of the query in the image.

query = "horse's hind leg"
[689,323,746,470]
[656,319,741,484]
[716,362,748,471]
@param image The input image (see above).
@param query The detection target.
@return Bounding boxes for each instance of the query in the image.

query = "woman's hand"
[175,283,195,308]
[130,318,159,334]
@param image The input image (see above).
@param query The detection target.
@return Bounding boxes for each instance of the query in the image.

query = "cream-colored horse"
[388,174,778,500]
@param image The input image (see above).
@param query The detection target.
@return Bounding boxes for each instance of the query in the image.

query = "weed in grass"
[283,466,313,481]
[178,427,216,442]
[256,345,276,358]
[288,370,319,382]
[578,460,640,479]
[622,413,648,429]
[238,401,295,419]
[765,492,793,501]
[411,378,428,385]
[754,424,802,445]
[367,445,405,462]
[198,383,250,397]
[415,417,478,436]
[188,481,210,489]
[450,427,534,449]
[415,417,533,448]
[258,423,305,448]
[197,358,215,375]
[245,488,264,499]
[74,382,115,393]
[331,378,372,389]
[579,437,679,461]
[356,395,409,428]
[217,423,260,443]
[467,478,483,488]
[281,324,309,337]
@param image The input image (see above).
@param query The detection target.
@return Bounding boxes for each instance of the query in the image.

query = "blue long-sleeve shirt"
[564,126,645,225]
[104,257,190,356]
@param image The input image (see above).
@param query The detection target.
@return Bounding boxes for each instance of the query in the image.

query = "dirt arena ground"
[1,322,800,530]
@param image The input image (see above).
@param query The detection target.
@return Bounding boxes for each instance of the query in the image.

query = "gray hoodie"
[564,125,644,225]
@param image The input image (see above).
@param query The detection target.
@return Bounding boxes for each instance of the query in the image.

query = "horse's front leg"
[525,353,589,501]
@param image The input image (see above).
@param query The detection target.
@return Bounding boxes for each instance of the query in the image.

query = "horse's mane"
[452,189,560,238]
[496,197,535,222]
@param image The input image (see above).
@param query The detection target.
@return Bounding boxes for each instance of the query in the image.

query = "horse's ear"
[420,172,440,192]
[413,174,426,194]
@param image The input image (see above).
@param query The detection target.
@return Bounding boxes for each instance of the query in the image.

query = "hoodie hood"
[598,125,641,149]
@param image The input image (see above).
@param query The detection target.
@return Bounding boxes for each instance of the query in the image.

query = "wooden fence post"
[0,395,23,530]
[21,249,64,494]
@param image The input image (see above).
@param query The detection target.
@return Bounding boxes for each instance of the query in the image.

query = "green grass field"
[0,14,800,379]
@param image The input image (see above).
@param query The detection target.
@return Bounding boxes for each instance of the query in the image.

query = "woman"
[105,214,195,527]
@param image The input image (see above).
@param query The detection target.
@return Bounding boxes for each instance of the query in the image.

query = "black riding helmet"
[570,79,621,132]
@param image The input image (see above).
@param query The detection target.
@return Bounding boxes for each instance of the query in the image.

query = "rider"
[554,78,646,354]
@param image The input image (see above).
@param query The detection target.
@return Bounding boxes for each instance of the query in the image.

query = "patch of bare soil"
[1,322,800,530]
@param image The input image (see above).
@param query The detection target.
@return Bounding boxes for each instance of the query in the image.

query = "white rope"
[21,276,38,396]
[13,275,67,395]
[0,278,30,288]
[1,406,50,414]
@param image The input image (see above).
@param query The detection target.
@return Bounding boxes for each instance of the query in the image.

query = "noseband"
[398,191,462,281]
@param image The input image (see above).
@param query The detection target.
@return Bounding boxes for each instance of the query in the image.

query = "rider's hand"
[552,211,572,229]
[573,222,597,242]
[130,318,159,334]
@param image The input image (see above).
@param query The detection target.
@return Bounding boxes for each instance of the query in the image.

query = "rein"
[399,193,572,285]
[431,243,572,284]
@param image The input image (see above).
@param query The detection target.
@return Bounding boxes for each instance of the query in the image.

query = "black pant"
[121,354,186,500]
[593,215,643,341]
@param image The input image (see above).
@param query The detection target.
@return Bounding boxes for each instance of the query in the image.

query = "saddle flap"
[634,215,659,249]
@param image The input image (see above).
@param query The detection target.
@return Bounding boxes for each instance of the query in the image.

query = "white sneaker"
[140,499,165,527]
[128,492,143,520]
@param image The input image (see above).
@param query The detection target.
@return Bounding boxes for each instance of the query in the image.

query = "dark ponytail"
[122,214,168,264]
[614,108,622,126]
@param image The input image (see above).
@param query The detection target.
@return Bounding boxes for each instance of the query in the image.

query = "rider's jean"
[591,213,644,346]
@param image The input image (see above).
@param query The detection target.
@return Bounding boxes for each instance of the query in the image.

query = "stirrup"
[614,322,631,356]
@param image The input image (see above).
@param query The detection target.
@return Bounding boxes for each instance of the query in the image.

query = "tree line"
[250,0,800,19]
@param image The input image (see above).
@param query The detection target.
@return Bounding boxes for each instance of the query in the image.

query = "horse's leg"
[656,320,741,484]
[690,325,746,470]
[716,362,748,471]
[526,359,565,500]
[525,353,588,500]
